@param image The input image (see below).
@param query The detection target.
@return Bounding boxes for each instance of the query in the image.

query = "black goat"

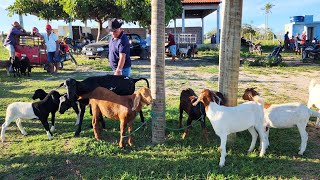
[31,89,62,132]
[1,91,61,142]
[10,56,21,77]
[58,75,149,137]
[179,88,225,140]
[20,56,32,77]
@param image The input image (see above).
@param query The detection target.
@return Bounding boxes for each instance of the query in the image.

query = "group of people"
[4,18,180,77]
[284,31,307,55]
[4,21,61,74]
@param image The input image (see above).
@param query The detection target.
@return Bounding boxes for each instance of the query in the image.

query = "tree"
[116,0,182,28]
[218,0,243,141]
[60,0,122,41]
[261,2,274,39]
[241,24,256,40]
[7,0,70,22]
[150,0,166,143]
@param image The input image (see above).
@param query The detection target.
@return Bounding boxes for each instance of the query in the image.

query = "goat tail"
[133,78,150,88]
[309,79,316,92]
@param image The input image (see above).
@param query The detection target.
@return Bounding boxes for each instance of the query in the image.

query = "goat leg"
[74,104,86,137]
[40,118,53,140]
[127,121,134,146]
[50,112,55,132]
[119,121,126,148]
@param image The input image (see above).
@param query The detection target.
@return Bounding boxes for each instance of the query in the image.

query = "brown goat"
[179,88,207,139]
[242,87,271,109]
[78,87,152,148]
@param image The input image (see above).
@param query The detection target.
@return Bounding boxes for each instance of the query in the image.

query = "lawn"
[0,43,320,179]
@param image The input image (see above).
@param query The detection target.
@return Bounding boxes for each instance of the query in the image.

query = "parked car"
[82,33,147,60]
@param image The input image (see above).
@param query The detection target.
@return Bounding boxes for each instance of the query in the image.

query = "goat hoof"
[298,151,304,155]
[50,126,55,132]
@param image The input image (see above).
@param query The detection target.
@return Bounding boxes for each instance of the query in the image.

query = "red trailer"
[15,35,47,66]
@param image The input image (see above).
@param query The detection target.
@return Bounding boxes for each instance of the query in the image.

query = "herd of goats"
[1,74,320,167]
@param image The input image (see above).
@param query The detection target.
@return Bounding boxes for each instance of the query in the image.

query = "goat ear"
[59,83,65,88]
[132,93,141,111]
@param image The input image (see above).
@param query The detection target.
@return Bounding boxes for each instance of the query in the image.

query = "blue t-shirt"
[108,31,131,70]
[4,27,21,46]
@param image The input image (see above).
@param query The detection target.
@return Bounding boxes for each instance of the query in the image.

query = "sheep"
[78,86,152,148]
[193,89,268,167]
[1,91,61,142]
[58,75,149,137]
[307,79,320,128]
[179,88,225,139]
[242,87,320,155]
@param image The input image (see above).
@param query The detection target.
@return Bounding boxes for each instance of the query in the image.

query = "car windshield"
[99,35,111,42]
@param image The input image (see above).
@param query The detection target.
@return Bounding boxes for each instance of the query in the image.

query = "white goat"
[1,91,60,142]
[307,79,320,128]
[243,87,320,155]
[178,46,191,59]
[193,89,268,167]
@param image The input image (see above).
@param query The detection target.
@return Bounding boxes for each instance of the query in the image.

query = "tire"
[69,53,78,65]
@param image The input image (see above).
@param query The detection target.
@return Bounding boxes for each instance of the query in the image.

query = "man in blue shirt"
[108,18,131,77]
[4,21,27,60]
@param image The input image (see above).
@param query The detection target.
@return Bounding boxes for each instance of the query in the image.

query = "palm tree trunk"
[218,0,243,141]
[151,0,166,144]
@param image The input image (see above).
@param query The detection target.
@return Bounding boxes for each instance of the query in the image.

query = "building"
[285,15,320,41]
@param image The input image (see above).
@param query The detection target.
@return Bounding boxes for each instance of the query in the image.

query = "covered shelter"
[175,0,222,43]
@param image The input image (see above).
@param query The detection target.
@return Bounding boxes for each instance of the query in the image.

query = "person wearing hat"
[36,24,60,74]
[3,21,27,60]
[108,18,131,76]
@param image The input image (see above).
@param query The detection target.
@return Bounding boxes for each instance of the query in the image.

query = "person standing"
[35,24,60,74]
[145,29,151,60]
[166,31,176,61]
[108,18,131,76]
[300,31,307,45]
[3,21,27,60]
[211,34,217,49]
[294,33,300,55]
[284,31,290,50]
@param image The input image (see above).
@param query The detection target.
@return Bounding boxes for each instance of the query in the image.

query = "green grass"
[0,43,320,179]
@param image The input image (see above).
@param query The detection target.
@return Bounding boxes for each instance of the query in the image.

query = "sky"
[0,0,320,35]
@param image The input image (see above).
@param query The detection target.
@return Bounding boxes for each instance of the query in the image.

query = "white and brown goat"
[193,89,267,167]
[242,87,320,155]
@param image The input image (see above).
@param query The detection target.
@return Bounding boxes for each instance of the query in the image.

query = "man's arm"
[114,53,126,75]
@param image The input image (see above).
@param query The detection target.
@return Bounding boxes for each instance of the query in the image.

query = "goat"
[242,87,320,155]
[0,59,12,76]
[10,56,21,77]
[307,79,320,128]
[20,56,32,77]
[78,87,152,148]
[193,89,267,167]
[178,46,191,59]
[179,88,225,139]
[1,91,61,142]
[58,75,149,137]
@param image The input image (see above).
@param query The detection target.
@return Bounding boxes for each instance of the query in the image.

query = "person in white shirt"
[35,24,60,74]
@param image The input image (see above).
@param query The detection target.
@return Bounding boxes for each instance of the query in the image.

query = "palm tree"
[151,0,166,143]
[261,2,274,39]
[218,0,243,141]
